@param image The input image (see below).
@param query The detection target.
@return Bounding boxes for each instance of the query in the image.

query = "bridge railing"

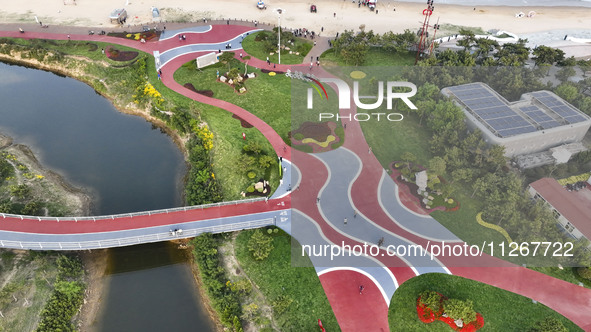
[0,218,275,250]
[0,197,267,222]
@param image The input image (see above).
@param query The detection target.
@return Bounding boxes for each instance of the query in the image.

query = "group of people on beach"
[293,28,318,39]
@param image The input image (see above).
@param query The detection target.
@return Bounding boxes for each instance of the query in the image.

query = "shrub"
[247,171,256,179]
[191,234,242,330]
[293,133,305,140]
[443,298,477,323]
[578,267,591,280]
[248,229,274,261]
[419,290,443,313]
[272,295,294,315]
[247,185,255,193]
[530,317,568,332]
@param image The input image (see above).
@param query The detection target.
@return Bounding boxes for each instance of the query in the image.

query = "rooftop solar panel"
[447,84,588,139]
[564,115,587,124]
[539,121,561,129]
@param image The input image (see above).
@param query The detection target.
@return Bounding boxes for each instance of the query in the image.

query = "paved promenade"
[1,25,591,331]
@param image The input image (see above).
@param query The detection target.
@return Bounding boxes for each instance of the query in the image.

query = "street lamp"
[275,8,284,64]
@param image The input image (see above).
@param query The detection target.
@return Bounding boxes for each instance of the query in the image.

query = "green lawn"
[201,104,281,200]
[430,186,506,251]
[320,47,415,67]
[360,111,506,250]
[241,31,313,65]
[174,59,293,144]
[437,24,486,38]
[388,273,581,331]
[235,229,339,332]
[148,62,281,200]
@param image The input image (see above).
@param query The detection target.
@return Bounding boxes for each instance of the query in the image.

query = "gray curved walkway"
[160,25,213,40]
[292,209,398,305]
[158,29,262,67]
[308,147,449,272]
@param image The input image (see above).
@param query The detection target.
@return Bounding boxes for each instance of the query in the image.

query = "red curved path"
[1,26,591,331]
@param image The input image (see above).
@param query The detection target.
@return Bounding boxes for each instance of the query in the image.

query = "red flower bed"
[105,46,138,61]
[417,294,484,331]
[446,201,460,212]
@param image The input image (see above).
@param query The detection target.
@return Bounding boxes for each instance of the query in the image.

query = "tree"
[419,290,442,312]
[258,155,276,169]
[495,39,530,66]
[532,45,565,66]
[530,317,568,332]
[450,168,476,184]
[578,267,591,280]
[243,140,263,155]
[218,52,235,71]
[554,83,578,103]
[556,66,576,83]
[456,28,476,50]
[401,152,417,171]
[428,156,446,177]
[443,298,477,323]
[341,41,369,66]
[237,154,256,170]
[248,229,274,261]
[474,37,499,59]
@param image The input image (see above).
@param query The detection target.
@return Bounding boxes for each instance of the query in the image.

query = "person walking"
[267,56,270,65]
[359,285,364,294]
[344,218,348,225]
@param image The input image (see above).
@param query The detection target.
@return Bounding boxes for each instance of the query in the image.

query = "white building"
[528,178,591,244]
[441,83,591,157]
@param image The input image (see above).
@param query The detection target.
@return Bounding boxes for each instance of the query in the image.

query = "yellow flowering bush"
[194,124,214,151]
[134,82,165,108]
[143,83,164,101]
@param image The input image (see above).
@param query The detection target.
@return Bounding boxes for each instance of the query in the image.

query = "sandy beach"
[1,0,591,37]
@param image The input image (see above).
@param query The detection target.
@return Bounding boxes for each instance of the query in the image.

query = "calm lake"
[0,61,214,332]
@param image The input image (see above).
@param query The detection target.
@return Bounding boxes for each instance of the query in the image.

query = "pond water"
[0,61,214,332]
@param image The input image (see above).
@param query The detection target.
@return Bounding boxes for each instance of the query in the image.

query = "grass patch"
[389,273,581,331]
[360,112,433,167]
[142,49,281,201]
[202,105,280,200]
[320,47,415,67]
[174,59,293,144]
[430,186,506,250]
[437,24,486,38]
[235,229,339,332]
[241,31,313,65]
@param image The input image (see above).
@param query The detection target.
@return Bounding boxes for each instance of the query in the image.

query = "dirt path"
[77,249,108,332]
[217,232,281,332]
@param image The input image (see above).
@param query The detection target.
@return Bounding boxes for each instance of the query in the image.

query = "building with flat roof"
[528,177,591,244]
[441,83,591,157]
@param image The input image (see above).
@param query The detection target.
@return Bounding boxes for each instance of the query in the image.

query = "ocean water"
[388,0,591,7]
